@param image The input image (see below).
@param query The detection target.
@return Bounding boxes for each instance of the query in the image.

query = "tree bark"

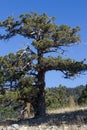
[33,70,46,118]
[32,50,46,118]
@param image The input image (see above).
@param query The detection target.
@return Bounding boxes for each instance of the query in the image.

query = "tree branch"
[38,57,87,77]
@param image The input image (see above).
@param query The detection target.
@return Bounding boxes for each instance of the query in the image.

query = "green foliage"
[46,85,87,110]
[0,106,19,120]
[78,85,87,105]
[18,77,39,103]
[46,85,68,109]
[0,91,19,103]
[0,84,86,120]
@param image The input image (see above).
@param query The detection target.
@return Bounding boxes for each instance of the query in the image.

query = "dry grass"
[0,106,87,130]
[47,106,87,114]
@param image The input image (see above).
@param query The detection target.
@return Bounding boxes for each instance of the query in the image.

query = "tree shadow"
[0,109,87,126]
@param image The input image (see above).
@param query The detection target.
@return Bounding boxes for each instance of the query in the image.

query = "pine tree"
[0,13,87,118]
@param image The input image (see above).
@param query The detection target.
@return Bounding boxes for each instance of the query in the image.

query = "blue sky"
[0,0,87,87]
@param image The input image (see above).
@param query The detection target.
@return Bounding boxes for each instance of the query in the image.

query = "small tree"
[0,13,87,118]
[46,86,68,109]
[78,85,87,105]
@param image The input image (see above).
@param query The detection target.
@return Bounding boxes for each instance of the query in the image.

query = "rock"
[2,124,28,130]
[19,126,28,130]
[11,124,19,129]
[2,126,15,130]
[2,124,19,130]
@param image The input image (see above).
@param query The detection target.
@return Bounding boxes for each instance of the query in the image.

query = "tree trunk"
[33,70,46,118]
